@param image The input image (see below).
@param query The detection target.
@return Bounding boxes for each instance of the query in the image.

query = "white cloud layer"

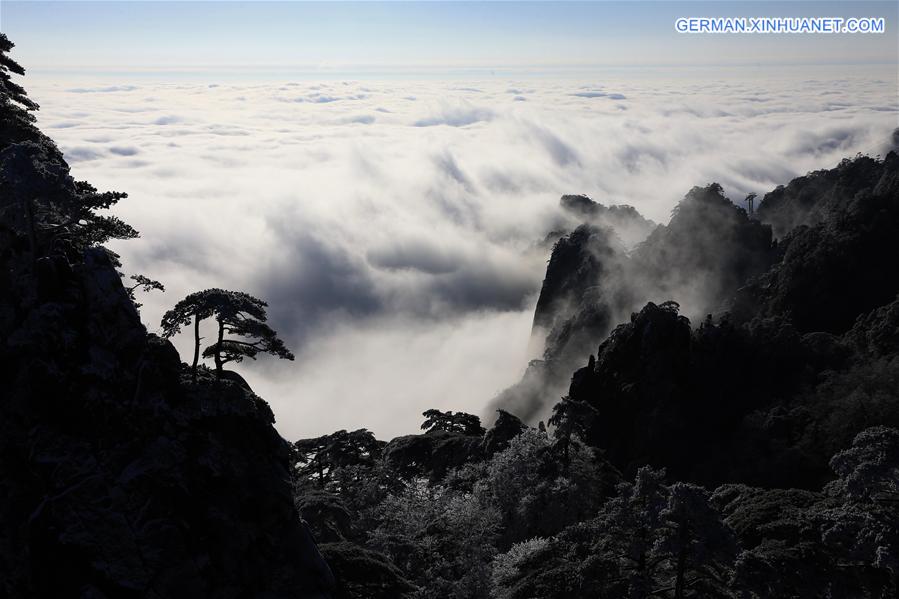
[26,67,898,440]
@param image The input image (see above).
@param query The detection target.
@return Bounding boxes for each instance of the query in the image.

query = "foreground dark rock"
[1,247,334,597]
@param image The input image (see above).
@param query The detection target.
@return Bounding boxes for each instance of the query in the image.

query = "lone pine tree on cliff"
[161,288,294,378]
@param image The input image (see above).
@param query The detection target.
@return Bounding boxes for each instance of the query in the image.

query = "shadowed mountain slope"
[562,151,899,488]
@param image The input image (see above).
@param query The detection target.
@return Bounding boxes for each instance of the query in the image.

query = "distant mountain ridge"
[498,148,899,489]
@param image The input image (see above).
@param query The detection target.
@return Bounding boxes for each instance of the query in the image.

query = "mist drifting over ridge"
[25,67,898,439]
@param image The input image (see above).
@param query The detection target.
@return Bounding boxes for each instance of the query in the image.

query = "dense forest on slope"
[3,29,899,599]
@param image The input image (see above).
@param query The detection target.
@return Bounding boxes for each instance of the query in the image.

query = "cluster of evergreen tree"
[0,33,138,269]
[292,410,899,598]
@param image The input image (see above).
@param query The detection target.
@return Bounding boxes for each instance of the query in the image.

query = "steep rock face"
[559,194,657,248]
[499,224,628,421]
[0,80,332,599]
[1,227,334,599]
[531,223,623,334]
[495,185,774,423]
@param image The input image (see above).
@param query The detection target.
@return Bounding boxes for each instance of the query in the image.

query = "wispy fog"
[27,68,898,439]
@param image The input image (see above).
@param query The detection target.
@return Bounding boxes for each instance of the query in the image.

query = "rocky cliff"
[495,183,775,423]
[0,33,332,598]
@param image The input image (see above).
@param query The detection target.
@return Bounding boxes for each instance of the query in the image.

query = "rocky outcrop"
[503,224,629,422]
[4,252,336,596]
[494,184,775,423]
[1,229,334,599]
[531,223,623,334]
[559,194,657,248]
[629,183,774,318]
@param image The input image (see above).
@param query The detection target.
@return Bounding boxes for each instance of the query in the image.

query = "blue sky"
[1,1,896,76]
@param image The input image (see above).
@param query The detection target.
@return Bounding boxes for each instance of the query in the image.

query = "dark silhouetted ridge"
[0,33,332,598]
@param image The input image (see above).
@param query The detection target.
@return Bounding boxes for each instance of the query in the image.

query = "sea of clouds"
[26,68,898,440]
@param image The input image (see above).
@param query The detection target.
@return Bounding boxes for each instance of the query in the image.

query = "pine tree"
[548,396,598,471]
[0,32,39,138]
[822,426,899,596]
[592,467,670,598]
[420,409,485,436]
[161,288,294,378]
[0,35,134,263]
[652,483,738,598]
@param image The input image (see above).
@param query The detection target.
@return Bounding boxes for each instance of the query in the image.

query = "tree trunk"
[23,197,37,266]
[674,526,687,599]
[192,313,201,379]
[636,529,647,588]
[214,318,224,377]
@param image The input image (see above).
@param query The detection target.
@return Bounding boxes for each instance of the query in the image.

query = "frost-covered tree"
[318,542,417,599]
[592,466,671,598]
[548,396,598,471]
[491,467,737,598]
[652,483,738,598]
[369,479,500,599]
[821,426,899,596]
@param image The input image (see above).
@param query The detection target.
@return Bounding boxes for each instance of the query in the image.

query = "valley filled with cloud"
[27,68,898,439]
